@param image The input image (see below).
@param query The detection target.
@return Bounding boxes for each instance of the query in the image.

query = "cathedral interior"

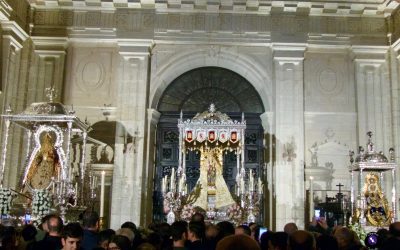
[1,0,400,231]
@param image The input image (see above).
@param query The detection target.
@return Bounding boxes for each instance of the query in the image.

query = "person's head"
[116,228,135,244]
[136,242,156,250]
[21,224,37,242]
[260,231,273,250]
[188,221,205,242]
[288,230,315,250]
[109,235,131,250]
[216,234,261,250]
[121,221,137,233]
[316,234,338,250]
[270,231,288,250]
[0,226,17,249]
[82,210,99,231]
[284,222,298,235]
[47,214,63,236]
[98,229,115,249]
[40,214,53,232]
[235,225,251,236]
[171,221,188,243]
[191,212,205,223]
[216,221,235,240]
[333,227,354,249]
[206,223,219,239]
[389,222,400,238]
[61,223,83,250]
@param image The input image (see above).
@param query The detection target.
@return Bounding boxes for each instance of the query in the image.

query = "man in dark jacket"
[81,211,100,250]
[33,214,63,250]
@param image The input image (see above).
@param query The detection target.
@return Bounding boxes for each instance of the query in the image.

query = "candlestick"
[100,171,105,218]
[249,170,254,192]
[309,176,314,220]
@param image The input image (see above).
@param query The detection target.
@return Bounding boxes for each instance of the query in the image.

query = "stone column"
[260,111,274,228]
[0,21,28,188]
[273,45,306,231]
[110,41,152,228]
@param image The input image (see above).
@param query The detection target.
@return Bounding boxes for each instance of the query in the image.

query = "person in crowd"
[215,221,234,242]
[187,221,206,250]
[215,234,260,250]
[155,222,172,250]
[315,234,338,250]
[248,223,260,242]
[0,226,18,250]
[19,224,37,250]
[170,221,188,250]
[287,230,315,250]
[204,223,218,250]
[81,210,100,250]
[269,232,288,250]
[61,222,83,250]
[116,228,134,248]
[97,229,115,250]
[33,214,63,250]
[235,225,251,236]
[333,227,361,250]
[121,222,143,249]
[35,214,52,241]
[146,232,162,250]
[259,231,274,250]
[284,222,299,235]
[108,235,131,250]
[308,217,332,235]
[190,213,205,224]
[381,222,400,250]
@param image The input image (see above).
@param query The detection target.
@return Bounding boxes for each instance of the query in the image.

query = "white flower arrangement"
[180,204,196,221]
[32,190,52,218]
[0,188,13,215]
[226,203,242,223]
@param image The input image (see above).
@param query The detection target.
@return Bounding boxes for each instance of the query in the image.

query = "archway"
[153,67,266,222]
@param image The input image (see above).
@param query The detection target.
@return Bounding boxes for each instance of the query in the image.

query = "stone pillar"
[260,111,274,228]
[110,41,152,228]
[273,45,306,231]
[0,21,28,188]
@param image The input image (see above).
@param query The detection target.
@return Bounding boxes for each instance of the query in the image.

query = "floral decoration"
[180,204,196,221]
[32,190,52,218]
[0,188,13,215]
[226,203,242,223]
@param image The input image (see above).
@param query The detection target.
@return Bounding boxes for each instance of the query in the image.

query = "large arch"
[149,45,272,112]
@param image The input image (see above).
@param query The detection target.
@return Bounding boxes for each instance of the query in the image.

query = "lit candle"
[100,171,105,217]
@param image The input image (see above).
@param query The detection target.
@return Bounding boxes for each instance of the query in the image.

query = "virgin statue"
[24,132,61,190]
[363,173,391,226]
[192,147,236,210]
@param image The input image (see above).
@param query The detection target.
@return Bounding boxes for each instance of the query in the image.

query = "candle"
[258,177,263,194]
[170,168,175,192]
[57,167,60,181]
[240,177,245,194]
[249,170,254,192]
[100,171,105,218]
[309,176,314,220]
[161,176,165,193]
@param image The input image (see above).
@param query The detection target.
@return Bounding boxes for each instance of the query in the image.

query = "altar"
[161,104,263,225]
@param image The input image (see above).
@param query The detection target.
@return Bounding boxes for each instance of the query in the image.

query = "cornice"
[0,21,29,46]
[28,0,400,17]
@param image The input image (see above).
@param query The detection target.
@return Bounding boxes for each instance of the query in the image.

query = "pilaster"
[0,21,28,188]
[110,40,152,228]
[352,46,392,152]
[28,37,67,104]
[272,44,306,230]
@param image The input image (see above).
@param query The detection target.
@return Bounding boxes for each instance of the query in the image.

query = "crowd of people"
[0,211,400,250]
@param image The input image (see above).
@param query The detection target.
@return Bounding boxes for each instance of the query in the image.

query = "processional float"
[0,88,95,222]
[349,132,397,231]
[162,104,263,225]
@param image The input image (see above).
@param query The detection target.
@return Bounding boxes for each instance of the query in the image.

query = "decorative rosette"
[32,190,52,218]
[180,204,195,221]
[0,188,13,215]
[226,203,242,222]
